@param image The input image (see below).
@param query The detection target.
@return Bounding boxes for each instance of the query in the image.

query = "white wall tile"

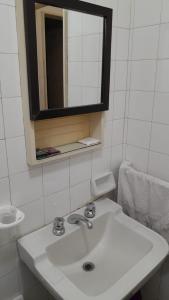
[156,60,169,92]
[0,54,20,97]
[148,151,169,182]
[125,144,149,172]
[127,119,151,149]
[68,36,82,62]
[159,24,169,59]
[150,123,169,155]
[113,91,126,120]
[103,121,113,147]
[83,62,99,87]
[43,160,69,196]
[114,61,128,91]
[0,140,8,178]
[130,61,156,91]
[111,28,117,60]
[0,0,15,5]
[0,5,17,53]
[0,242,18,278]
[70,180,91,211]
[0,177,10,205]
[44,190,70,224]
[2,98,24,138]
[83,34,100,62]
[153,92,169,124]
[70,153,91,186]
[18,198,44,236]
[6,136,28,175]
[132,26,159,60]
[128,91,154,121]
[116,29,129,60]
[134,0,161,27]
[111,144,123,178]
[10,169,42,207]
[112,119,124,146]
[117,0,131,28]
[92,147,111,177]
[161,0,169,23]
[0,99,4,139]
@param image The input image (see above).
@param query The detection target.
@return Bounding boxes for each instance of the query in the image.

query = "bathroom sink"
[18,199,168,300]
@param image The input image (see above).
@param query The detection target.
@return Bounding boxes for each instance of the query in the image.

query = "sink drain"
[82,262,95,272]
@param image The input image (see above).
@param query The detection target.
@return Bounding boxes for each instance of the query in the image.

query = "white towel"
[118,161,169,242]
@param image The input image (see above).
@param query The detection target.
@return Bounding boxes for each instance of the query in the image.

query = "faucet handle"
[53,217,65,236]
[84,202,96,219]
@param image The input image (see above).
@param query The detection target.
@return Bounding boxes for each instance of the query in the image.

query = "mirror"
[36,4,103,110]
[23,0,112,120]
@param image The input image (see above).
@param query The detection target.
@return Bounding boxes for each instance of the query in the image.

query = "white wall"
[0,0,131,299]
[124,0,169,299]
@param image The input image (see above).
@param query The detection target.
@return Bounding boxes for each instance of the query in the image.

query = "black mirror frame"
[23,0,113,120]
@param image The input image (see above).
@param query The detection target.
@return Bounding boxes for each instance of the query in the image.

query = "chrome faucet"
[53,217,65,236]
[67,214,93,229]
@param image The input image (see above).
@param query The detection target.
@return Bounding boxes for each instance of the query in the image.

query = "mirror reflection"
[35,4,103,110]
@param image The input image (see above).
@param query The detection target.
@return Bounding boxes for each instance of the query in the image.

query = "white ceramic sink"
[18,199,168,300]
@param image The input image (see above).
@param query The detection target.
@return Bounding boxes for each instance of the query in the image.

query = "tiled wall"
[125,0,169,182]
[124,1,169,299]
[0,0,131,299]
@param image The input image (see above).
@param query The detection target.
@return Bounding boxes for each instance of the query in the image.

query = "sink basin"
[18,199,168,300]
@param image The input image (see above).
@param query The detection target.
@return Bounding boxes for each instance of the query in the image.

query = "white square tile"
[0,140,8,179]
[0,54,21,98]
[156,60,169,92]
[130,61,156,91]
[70,180,91,211]
[128,91,154,121]
[110,61,116,91]
[10,168,43,207]
[161,0,169,23]
[83,87,100,105]
[0,177,10,205]
[153,92,169,124]
[114,61,128,91]
[70,153,91,186]
[0,270,20,300]
[92,147,111,177]
[0,242,18,278]
[44,189,70,224]
[134,0,161,27]
[0,5,17,53]
[127,119,151,149]
[113,91,126,120]
[68,62,83,86]
[0,99,4,139]
[68,86,83,107]
[18,198,44,236]
[117,0,131,28]
[148,151,169,182]
[111,28,117,60]
[68,36,82,62]
[6,136,28,175]
[150,123,169,155]
[82,14,102,35]
[103,121,113,147]
[116,29,129,60]
[83,62,99,87]
[104,91,114,121]
[112,119,124,146]
[83,34,100,62]
[68,11,82,37]
[159,24,169,59]
[125,145,149,172]
[132,26,159,60]
[43,160,69,196]
[3,98,24,138]
[0,0,15,5]
[111,144,123,179]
